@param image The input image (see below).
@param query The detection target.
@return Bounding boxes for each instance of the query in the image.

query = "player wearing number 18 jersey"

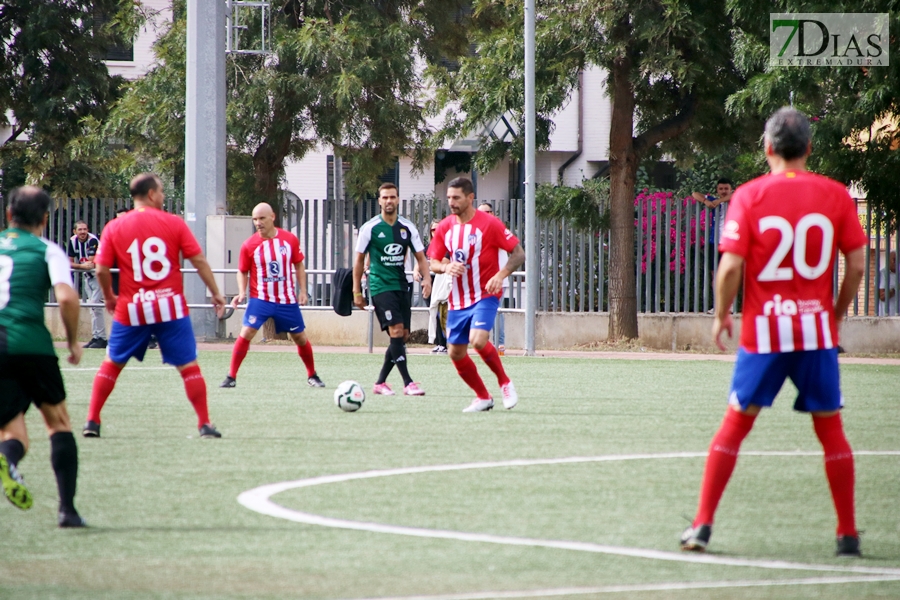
[83,173,227,439]
[681,108,867,557]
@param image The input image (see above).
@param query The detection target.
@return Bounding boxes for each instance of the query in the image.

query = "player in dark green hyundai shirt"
[353,183,431,396]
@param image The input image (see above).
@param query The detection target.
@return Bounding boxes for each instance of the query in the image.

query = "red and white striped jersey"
[238,228,304,304]
[95,206,200,326]
[720,170,867,354]
[427,211,519,311]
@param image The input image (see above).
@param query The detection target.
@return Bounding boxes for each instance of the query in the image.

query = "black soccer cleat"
[199,424,222,439]
[836,535,861,557]
[82,420,101,438]
[680,524,712,552]
[307,374,325,388]
[219,376,236,388]
[58,510,87,528]
[0,453,33,510]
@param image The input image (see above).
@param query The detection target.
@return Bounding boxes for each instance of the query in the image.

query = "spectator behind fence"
[424,219,449,354]
[693,179,735,313]
[67,221,107,349]
[879,250,898,316]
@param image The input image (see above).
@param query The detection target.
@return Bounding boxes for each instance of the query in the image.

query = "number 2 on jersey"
[126,237,171,282]
[0,255,12,310]
[758,213,834,281]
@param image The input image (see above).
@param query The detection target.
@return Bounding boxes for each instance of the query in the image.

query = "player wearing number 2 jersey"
[428,177,525,413]
[220,202,324,389]
[83,173,227,439]
[681,108,867,557]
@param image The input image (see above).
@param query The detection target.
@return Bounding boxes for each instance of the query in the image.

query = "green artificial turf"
[0,349,898,599]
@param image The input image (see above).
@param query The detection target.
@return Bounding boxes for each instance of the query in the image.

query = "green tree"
[727,1,900,224]
[102,0,469,215]
[0,0,140,196]
[436,1,748,339]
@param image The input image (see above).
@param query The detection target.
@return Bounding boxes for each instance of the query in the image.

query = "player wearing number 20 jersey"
[720,170,867,354]
[682,109,866,558]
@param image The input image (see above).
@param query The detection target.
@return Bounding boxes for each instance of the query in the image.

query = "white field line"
[341,575,900,600]
[238,452,900,578]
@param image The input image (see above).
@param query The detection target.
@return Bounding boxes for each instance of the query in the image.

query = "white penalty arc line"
[238,452,900,578]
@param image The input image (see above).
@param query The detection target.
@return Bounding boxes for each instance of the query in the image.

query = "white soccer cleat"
[500,381,518,410]
[462,398,494,412]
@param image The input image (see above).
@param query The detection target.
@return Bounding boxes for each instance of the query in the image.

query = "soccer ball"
[334,380,365,412]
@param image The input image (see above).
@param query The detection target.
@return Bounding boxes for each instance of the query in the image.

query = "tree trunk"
[606,56,639,340]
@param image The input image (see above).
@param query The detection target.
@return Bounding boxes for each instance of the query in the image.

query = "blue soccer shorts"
[728,347,842,413]
[108,317,198,367]
[446,296,500,345]
[242,297,305,334]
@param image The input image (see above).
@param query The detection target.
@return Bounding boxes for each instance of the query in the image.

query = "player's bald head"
[251,203,275,218]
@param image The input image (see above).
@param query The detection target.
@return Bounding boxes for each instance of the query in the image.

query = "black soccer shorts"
[372,290,412,331]
[0,355,67,428]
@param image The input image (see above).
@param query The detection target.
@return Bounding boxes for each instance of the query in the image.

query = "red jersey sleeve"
[237,238,253,273]
[289,232,304,264]
[718,188,750,257]
[178,218,203,259]
[492,219,519,253]
[427,221,449,261]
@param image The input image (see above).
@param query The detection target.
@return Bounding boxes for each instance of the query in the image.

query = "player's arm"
[835,247,865,322]
[187,253,227,318]
[54,282,82,365]
[294,260,308,306]
[96,264,117,313]
[352,252,367,309]
[413,250,431,298]
[232,271,249,308]
[712,251,743,351]
[486,243,524,295]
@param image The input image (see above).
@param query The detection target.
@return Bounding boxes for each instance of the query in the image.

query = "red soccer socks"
[228,336,251,379]
[297,340,316,378]
[451,355,491,399]
[813,413,857,537]
[693,408,757,527]
[87,361,124,423]
[475,341,510,386]
[180,365,210,428]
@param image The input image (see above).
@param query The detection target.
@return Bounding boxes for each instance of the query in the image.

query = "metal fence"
[1,193,891,316]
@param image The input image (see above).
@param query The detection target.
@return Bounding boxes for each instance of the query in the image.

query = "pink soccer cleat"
[373,382,395,396]
[403,382,425,396]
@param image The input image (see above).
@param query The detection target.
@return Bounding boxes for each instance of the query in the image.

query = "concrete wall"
[49,308,900,354]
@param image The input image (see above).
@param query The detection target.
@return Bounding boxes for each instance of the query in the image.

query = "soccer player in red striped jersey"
[83,173,227,439]
[428,177,524,412]
[681,108,867,557]
[220,202,324,389]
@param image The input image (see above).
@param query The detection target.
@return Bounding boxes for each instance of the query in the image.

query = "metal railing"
[11,193,892,317]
